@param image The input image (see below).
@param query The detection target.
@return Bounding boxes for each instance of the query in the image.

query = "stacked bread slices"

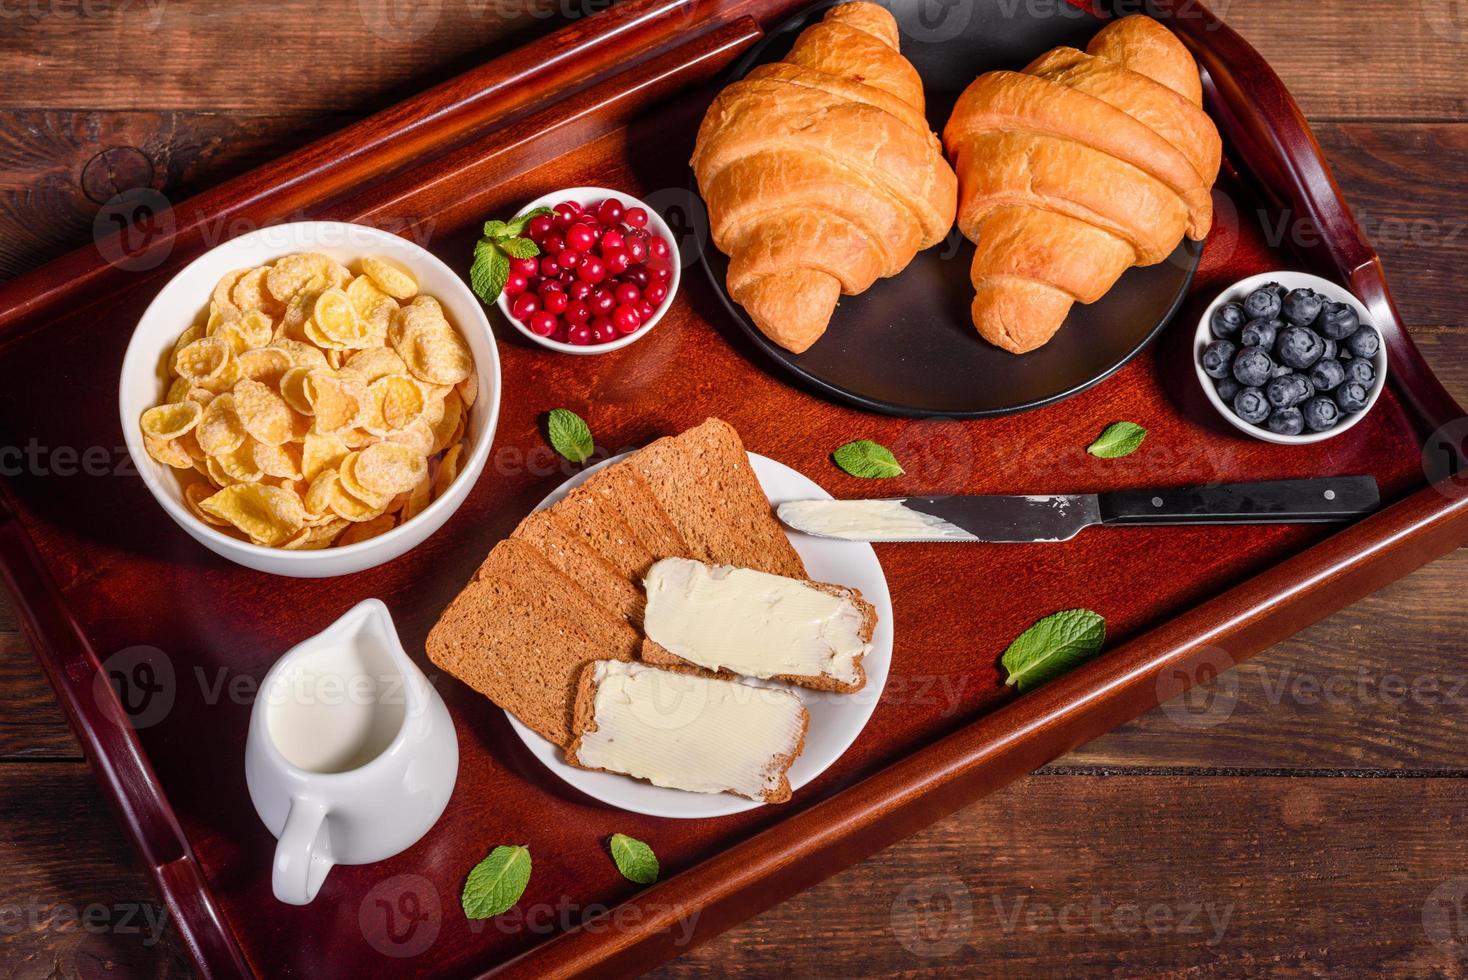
[426,418,877,802]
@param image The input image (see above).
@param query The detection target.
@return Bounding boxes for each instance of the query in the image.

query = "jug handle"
[273,797,334,905]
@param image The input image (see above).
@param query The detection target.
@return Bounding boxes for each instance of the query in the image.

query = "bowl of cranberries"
[497,187,680,354]
[1194,271,1388,445]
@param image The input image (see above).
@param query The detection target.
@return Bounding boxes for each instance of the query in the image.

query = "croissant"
[692,1,957,354]
[943,15,1222,354]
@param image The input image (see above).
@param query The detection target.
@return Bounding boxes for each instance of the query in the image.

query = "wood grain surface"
[0,0,1463,976]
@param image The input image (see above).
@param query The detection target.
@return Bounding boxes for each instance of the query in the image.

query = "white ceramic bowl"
[120,221,501,577]
[495,186,680,355]
[1194,271,1387,445]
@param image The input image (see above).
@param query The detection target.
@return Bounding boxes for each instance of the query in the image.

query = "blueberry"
[1233,386,1271,425]
[1244,284,1284,322]
[1345,358,1375,387]
[1302,395,1340,432]
[1315,301,1360,340]
[1344,324,1380,359]
[1320,338,1338,361]
[1266,373,1314,409]
[1271,362,1294,378]
[1215,377,1242,404]
[1232,346,1275,387]
[1201,339,1237,379]
[1240,317,1281,350]
[1281,288,1324,327]
[1210,302,1248,340]
[1335,381,1370,413]
[1266,407,1306,436]
[1308,358,1346,392]
[1276,326,1325,369]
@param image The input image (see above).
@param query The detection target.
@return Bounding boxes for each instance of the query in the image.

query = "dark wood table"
[1,1,1464,975]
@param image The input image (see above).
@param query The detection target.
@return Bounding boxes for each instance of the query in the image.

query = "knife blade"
[776,477,1380,543]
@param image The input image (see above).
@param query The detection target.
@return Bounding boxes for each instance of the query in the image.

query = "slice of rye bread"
[637,579,876,694]
[564,660,809,804]
[508,510,645,624]
[546,482,656,580]
[580,464,690,561]
[627,418,806,578]
[426,538,641,747]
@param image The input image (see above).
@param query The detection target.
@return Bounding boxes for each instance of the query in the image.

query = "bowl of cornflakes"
[120,221,500,577]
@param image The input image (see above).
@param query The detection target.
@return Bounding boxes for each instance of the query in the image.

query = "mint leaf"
[547,408,594,463]
[832,439,904,479]
[482,219,510,239]
[1087,422,1147,459]
[498,237,539,260]
[1001,609,1106,693]
[503,206,553,239]
[469,240,509,305]
[609,833,659,885]
[461,845,531,919]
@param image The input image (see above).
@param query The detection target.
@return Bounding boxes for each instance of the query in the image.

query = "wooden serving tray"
[0,0,1463,976]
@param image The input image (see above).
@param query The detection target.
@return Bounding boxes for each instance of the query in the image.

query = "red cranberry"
[591,319,619,344]
[648,265,671,282]
[644,281,668,305]
[558,271,576,285]
[565,222,597,253]
[624,206,648,229]
[539,255,560,278]
[600,229,625,251]
[589,288,616,315]
[565,300,592,326]
[577,255,607,283]
[603,248,631,276]
[528,311,558,337]
[538,278,564,293]
[614,282,641,306]
[509,256,538,278]
[636,300,656,321]
[541,290,568,314]
[596,199,624,226]
[567,323,594,346]
[623,266,650,288]
[649,237,670,260]
[510,293,539,321]
[553,201,581,225]
[558,248,583,269]
[567,280,593,300]
[551,325,570,343]
[503,273,529,298]
[542,231,565,256]
[612,304,641,335]
[625,238,648,263]
[526,215,554,243]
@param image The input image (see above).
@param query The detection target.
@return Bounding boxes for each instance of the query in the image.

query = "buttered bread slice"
[639,558,873,693]
[565,660,808,803]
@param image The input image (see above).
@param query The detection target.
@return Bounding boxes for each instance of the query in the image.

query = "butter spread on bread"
[565,661,808,803]
[642,558,871,690]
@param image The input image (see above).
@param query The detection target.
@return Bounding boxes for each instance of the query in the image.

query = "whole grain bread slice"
[564,660,809,803]
[581,464,690,561]
[627,418,806,578]
[637,578,875,694]
[509,510,645,624]
[426,538,641,747]
[547,483,656,580]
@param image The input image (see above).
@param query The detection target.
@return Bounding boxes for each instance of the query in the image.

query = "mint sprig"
[1000,609,1106,693]
[462,845,532,919]
[832,439,904,479]
[547,408,594,464]
[1087,421,1147,459]
[609,833,659,885]
[469,207,553,305]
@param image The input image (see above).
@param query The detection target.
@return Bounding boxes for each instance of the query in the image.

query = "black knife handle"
[1097,477,1380,527]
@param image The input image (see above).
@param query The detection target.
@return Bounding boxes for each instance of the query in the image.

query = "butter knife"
[777,477,1380,543]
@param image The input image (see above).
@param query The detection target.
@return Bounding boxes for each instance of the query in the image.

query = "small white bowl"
[120,221,501,578]
[1194,271,1388,445]
[495,186,680,355]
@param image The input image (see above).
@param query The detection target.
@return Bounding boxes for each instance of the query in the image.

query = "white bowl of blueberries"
[1195,271,1387,444]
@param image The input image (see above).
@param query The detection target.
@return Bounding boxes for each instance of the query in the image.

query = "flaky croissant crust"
[692,1,957,353]
[943,15,1222,354]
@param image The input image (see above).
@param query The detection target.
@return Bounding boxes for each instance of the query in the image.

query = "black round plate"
[698,0,1204,418]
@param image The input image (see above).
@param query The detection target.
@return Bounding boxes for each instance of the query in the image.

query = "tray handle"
[1150,0,1466,436]
[0,492,251,979]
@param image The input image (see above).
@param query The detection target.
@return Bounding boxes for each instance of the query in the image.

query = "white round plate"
[504,452,893,818]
